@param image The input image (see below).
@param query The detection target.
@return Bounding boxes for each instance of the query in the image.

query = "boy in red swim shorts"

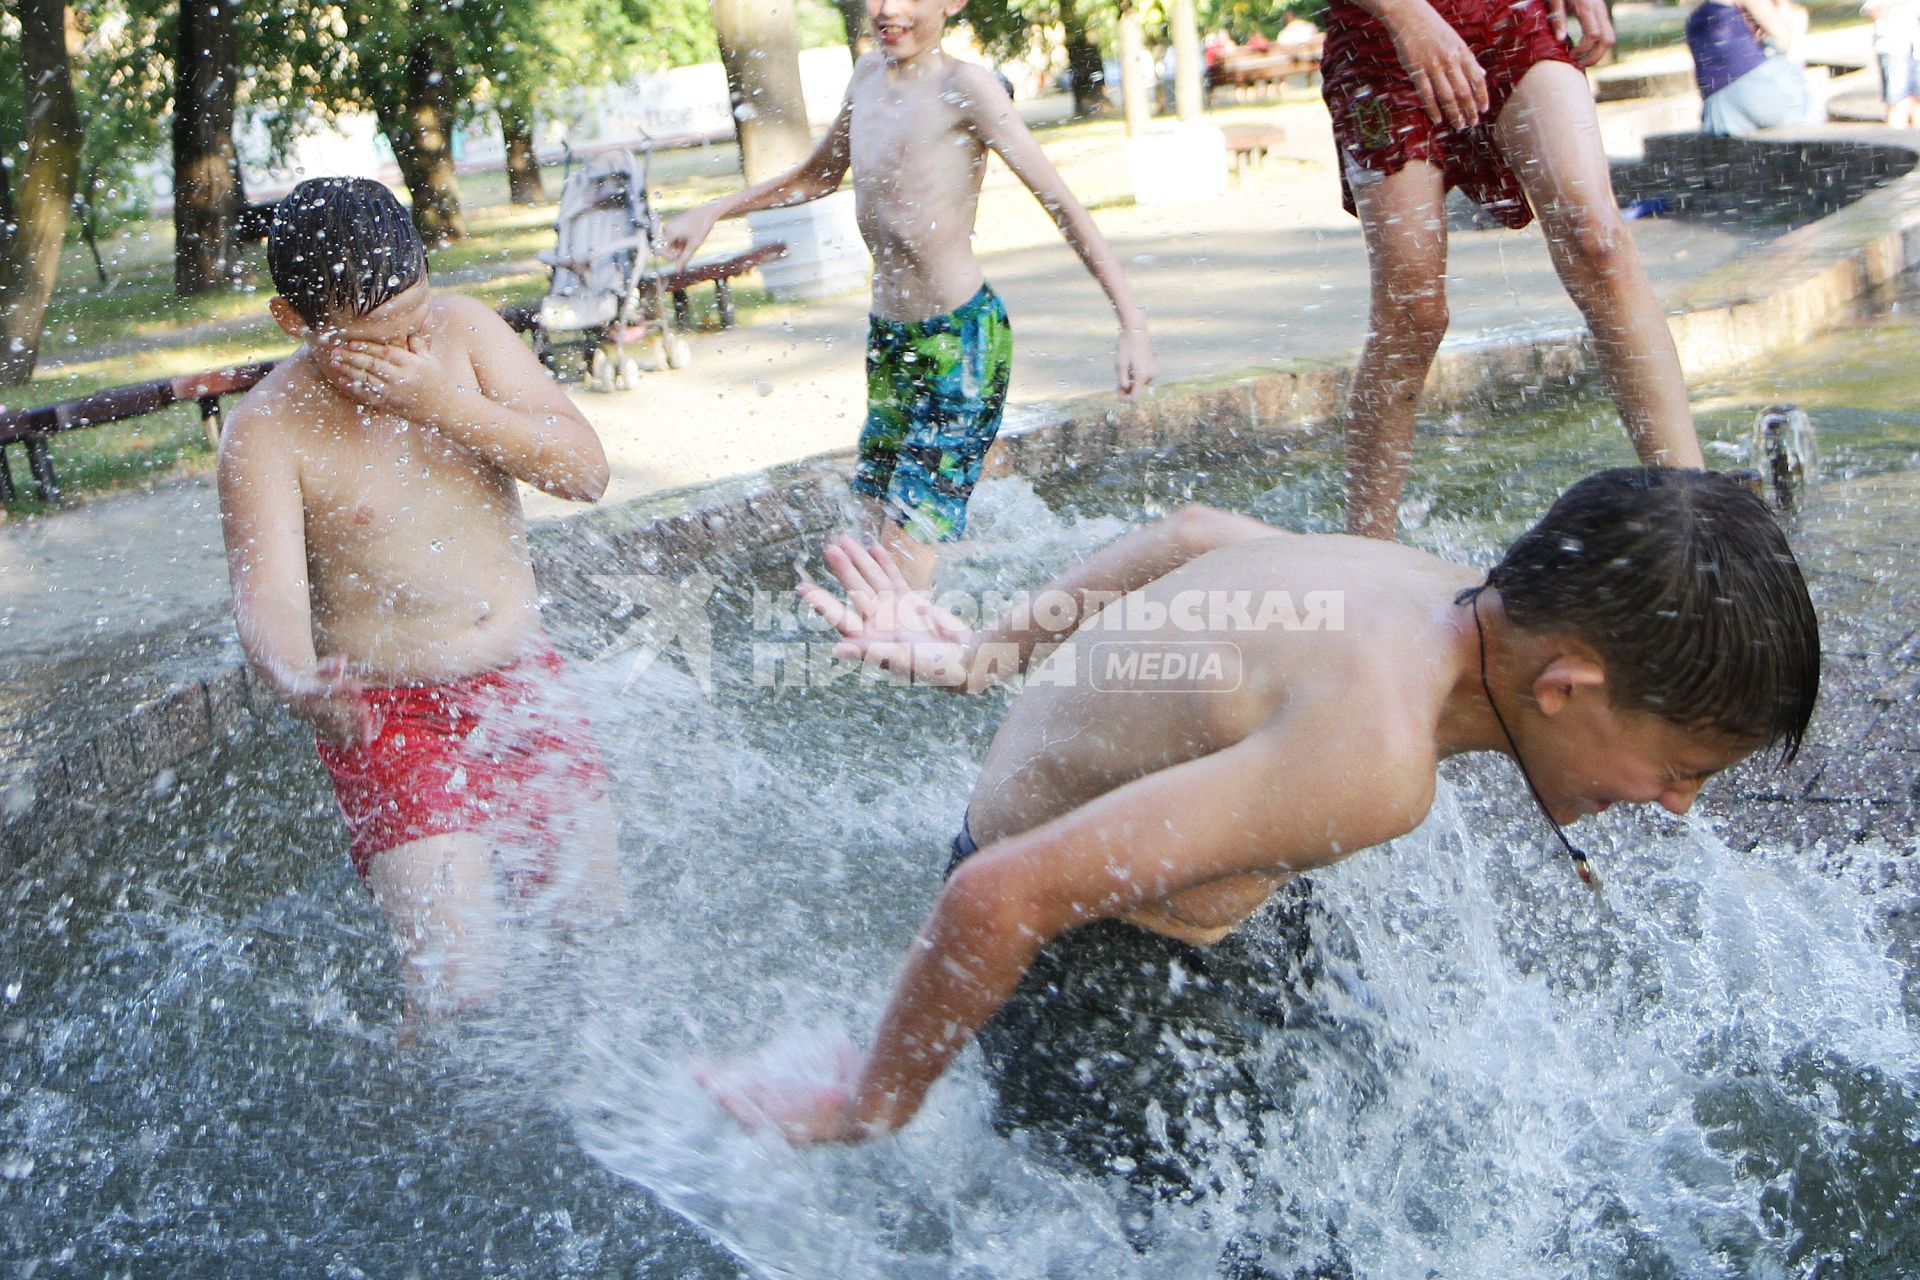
[218,178,622,1033]
[1321,0,1706,539]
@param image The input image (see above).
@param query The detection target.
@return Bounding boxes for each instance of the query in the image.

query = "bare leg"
[1345,160,1453,540]
[1494,61,1705,470]
[524,787,626,931]
[364,831,503,1036]
[854,494,940,591]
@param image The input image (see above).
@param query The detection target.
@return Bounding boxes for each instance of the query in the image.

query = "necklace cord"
[1471,588,1600,891]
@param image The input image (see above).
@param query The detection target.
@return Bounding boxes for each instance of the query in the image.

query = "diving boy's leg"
[1492,61,1704,470]
[365,830,504,1036]
[1345,159,1452,540]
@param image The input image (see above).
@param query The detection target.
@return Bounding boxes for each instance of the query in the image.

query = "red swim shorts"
[315,644,610,887]
[1320,0,1575,229]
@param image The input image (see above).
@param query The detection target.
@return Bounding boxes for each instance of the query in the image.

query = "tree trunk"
[0,0,84,387]
[1061,2,1108,118]
[172,0,241,295]
[374,35,466,243]
[834,0,870,58]
[1170,0,1203,122]
[500,100,545,205]
[711,0,814,183]
[1116,7,1150,135]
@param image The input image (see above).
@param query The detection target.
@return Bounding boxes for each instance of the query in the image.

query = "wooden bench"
[0,363,273,507]
[503,242,790,337]
[1220,122,1289,174]
[655,242,788,329]
[1206,43,1323,102]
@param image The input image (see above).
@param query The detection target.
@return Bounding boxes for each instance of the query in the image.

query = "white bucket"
[1124,121,1229,206]
[746,189,869,301]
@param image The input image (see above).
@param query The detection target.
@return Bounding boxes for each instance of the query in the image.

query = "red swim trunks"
[315,644,610,887]
[1320,0,1575,229]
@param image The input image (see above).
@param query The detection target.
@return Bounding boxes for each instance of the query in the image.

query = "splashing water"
[6,461,1917,1277]
[558,717,1919,1278]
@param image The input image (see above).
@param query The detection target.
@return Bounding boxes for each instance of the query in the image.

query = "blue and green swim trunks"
[851,283,1013,543]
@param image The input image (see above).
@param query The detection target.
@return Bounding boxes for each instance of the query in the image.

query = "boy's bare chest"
[849,91,981,192]
[298,416,512,549]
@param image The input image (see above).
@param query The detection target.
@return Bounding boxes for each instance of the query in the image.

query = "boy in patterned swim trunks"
[662,0,1156,588]
[218,178,622,1034]
[1321,0,1706,539]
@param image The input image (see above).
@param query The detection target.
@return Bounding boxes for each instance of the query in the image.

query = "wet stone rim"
[7,130,1920,858]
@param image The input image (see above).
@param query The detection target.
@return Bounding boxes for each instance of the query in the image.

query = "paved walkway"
[0,68,1884,772]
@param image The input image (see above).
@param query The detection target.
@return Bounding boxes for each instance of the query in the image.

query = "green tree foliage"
[2,0,171,239]
[962,0,1326,74]
[1199,0,1327,38]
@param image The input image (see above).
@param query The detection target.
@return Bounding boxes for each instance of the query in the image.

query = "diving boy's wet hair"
[1478,467,1820,761]
[267,178,428,326]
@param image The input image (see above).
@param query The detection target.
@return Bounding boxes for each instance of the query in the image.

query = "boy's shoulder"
[847,50,1007,110]
[429,291,511,336]
[225,351,320,445]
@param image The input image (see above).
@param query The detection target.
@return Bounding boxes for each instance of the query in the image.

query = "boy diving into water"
[219,178,622,1033]
[713,468,1820,1202]
[660,0,1156,591]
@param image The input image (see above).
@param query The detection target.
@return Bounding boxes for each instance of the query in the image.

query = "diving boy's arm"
[800,507,1280,692]
[957,66,1156,397]
[658,95,855,271]
[322,295,609,502]
[722,717,1434,1142]
[216,404,372,747]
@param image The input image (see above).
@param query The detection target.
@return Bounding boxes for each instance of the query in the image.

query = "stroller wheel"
[589,348,616,392]
[616,357,642,389]
[666,336,693,370]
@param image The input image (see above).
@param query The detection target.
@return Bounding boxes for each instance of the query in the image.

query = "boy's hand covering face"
[322,332,461,423]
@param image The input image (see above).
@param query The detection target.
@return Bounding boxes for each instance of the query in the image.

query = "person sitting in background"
[1686,0,1823,135]
[1863,0,1920,126]
[1203,26,1238,66]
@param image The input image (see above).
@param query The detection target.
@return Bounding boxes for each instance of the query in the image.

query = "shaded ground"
[1708,469,1920,852]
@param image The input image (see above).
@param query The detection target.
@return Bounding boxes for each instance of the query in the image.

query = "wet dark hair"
[1466,467,1821,762]
[267,177,428,326]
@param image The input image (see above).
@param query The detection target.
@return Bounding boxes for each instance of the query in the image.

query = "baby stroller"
[533,144,692,391]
